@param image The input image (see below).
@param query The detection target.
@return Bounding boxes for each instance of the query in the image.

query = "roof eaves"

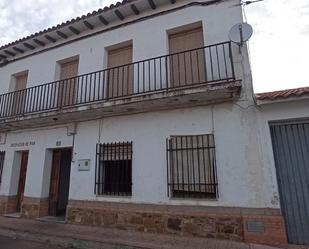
[256,86,309,104]
[0,0,136,51]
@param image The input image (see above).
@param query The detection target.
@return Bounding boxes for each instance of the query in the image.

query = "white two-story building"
[0,0,302,246]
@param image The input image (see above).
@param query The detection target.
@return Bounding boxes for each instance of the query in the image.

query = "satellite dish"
[229,23,253,46]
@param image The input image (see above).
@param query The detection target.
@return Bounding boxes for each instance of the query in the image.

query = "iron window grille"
[0,151,5,183]
[166,134,218,199]
[95,142,132,196]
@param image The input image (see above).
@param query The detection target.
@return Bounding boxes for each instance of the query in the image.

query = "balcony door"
[107,45,133,98]
[58,59,79,107]
[168,27,206,87]
[12,73,28,115]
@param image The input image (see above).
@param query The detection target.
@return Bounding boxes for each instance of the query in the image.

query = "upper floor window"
[0,151,5,183]
[166,134,218,199]
[57,57,79,107]
[10,71,28,115]
[12,72,28,92]
[168,23,206,87]
[106,41,133,98]
[95,142,133,196]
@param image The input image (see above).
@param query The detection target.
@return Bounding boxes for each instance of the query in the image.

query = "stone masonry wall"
[0,199,6,215]
[0,195,18,215]
[67,207,243,241]
[66,200,287,245]
[21,197,49,219]
[0,197,288,246]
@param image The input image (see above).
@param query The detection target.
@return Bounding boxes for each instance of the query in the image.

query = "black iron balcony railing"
[0,41,236,118]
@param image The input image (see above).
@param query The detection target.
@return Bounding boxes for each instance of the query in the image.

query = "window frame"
[166,134,218,199]
[95,141,133,197]
[105,41,134,98]
[56,56,80,107]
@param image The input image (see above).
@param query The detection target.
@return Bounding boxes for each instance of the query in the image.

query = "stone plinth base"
[243,215,287,246]
[66,200,287,246]
[0,195,18,214]
[21,197,49,219]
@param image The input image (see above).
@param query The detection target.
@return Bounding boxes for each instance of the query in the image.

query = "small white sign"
[78,159,91,171]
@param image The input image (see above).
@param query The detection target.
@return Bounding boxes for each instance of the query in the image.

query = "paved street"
[0,235,72,249]
[0,217,308,249]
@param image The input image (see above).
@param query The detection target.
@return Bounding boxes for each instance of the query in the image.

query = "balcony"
[0,42,241,131]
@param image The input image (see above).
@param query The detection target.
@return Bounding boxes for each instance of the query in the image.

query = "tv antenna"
[228,22,253,52]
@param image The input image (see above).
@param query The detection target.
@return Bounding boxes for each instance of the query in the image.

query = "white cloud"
[0,0,116,45]
[245,0,309,92]
[0,0,308,92]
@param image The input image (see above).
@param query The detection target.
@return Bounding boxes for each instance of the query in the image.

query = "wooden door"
[0,151,5,183]
[49,149,72,216]
[12,73,28,115]
[49,150,61,216]
[169,27,206,87]
[107,45,133,98]
[58,59,79,107]
[16,151,29,212]
[57,149,72,216]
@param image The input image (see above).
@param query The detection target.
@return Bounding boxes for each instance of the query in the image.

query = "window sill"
[168,196,219,202]
[95,194,132,198]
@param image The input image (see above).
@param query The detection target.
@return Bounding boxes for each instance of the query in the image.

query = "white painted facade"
[256,98,309,206]
[0,0,290,212]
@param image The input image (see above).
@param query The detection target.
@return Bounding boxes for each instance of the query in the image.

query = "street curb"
[0,227,143,249]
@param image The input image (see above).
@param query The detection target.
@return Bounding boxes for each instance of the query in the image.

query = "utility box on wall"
[78,159,91,171]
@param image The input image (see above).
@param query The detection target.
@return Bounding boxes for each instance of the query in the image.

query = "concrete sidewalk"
[0,216,304,249]
[0,235,66,249]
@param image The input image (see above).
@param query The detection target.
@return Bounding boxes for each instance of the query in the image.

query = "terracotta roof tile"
[256,86,309,100]
[0,0,136,51]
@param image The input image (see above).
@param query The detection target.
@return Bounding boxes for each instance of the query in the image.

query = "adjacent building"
[256,87,309,246]
[0,0,307,246]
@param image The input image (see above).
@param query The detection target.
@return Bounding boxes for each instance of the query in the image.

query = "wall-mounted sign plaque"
[10,141,35,147]
[78,159,91,171]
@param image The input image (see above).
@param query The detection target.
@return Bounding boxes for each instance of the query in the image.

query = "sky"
[0,0,308,93]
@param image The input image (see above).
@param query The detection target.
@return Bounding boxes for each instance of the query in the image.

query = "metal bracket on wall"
[67,123,77,136]
[0,133,7,145]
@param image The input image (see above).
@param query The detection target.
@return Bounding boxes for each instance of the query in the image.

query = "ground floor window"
[0,151,5,183]
[166,134,218,198]
[95,142,132,196]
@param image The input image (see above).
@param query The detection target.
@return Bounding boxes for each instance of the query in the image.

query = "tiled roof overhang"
[256,86,309,103]
[0,0,226,66]
[0,0,136,52]
[0,0,165,65]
